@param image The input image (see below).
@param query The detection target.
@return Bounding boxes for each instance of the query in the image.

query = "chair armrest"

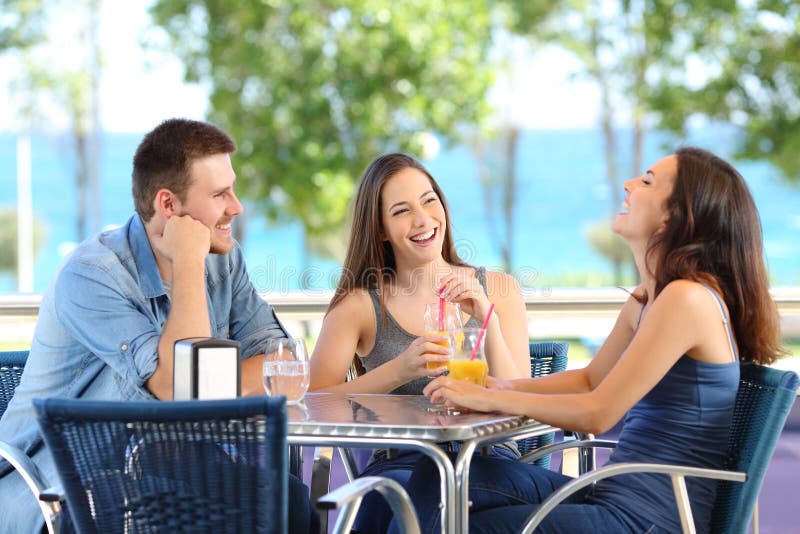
[520,462,746,534]
[519,438,618,464]
[0,440,63,533]
[39,486,66,503]
[317,476,420,534]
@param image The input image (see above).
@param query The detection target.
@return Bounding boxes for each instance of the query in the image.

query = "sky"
[0,2,599,134]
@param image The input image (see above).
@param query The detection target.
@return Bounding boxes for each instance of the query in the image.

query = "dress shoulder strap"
[700,284,739,361]
[474,267,489,296]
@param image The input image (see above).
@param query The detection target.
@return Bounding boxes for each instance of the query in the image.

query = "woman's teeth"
[411,229,435,241]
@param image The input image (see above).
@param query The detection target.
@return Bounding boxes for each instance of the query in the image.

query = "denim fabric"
[0,214,288,533]
[388,455,654,534]
[355,445,519,534]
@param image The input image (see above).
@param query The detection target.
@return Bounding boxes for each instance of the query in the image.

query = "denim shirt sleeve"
[54,259,160,388]
[224,245,288,358]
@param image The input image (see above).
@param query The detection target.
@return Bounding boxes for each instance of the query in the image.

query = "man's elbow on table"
[240,354,266,396]
[145,365,173,400]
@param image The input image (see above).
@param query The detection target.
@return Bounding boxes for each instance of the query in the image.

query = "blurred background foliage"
[148,0,501,264]
[0,208,45,273]
[146,0,800,281]
[3,0,800,284]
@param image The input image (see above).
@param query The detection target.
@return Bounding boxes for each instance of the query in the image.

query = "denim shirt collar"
[128,214,166,299]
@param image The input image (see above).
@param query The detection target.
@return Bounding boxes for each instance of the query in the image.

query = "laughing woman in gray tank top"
[309,153,530,533]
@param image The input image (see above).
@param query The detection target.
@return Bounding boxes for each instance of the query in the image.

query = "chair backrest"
[710,363,799,534]
[518,342,569,465]
[35,396,288,534]
[529,342,569,378]
[0,350,28,417]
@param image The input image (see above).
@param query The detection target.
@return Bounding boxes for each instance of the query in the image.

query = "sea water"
[1,126,798,292]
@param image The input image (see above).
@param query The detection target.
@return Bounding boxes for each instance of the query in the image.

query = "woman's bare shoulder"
[654,279,722,318]
[482,269,522,297]
[326,288,374,322]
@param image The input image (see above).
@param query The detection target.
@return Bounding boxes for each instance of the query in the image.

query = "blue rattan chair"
[519,363,800,534]
[34,396,288,534]
[516,342,569,468]
[0,350,28,417]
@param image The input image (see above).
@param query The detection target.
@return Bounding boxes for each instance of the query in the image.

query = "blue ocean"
[1,127,798,293]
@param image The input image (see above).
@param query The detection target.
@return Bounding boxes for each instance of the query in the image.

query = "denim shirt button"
[121,344,128,351]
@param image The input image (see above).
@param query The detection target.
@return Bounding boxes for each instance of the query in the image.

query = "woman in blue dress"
[394,147,786,533]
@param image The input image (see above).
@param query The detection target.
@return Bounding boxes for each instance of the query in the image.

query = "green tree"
[0,209,46,274]
[503,0,708,284]
[646,1,800,186]
[0,0,44,51]
[12,0,103,242]
[148,1,496,263]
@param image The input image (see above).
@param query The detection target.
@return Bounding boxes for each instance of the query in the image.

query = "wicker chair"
[515,342,569,468]
[0,350,28,417]
[519,363,799,533]
[35,396,288,534]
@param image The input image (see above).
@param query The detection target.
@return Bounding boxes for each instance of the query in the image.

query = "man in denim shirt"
[0,119,316,533]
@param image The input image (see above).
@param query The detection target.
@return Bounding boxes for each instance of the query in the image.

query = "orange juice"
[448,359,488,385]
[425,331,450,369]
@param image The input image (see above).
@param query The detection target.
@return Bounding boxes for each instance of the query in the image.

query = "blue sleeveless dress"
[587,289,739,532]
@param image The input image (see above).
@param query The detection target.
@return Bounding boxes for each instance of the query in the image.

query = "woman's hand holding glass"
[424,327,493,413]
[422,301,462,370]
[423,375,495,413]
[394,334,450,383]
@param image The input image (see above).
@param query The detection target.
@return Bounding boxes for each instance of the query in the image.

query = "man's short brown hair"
[132,118,236,222]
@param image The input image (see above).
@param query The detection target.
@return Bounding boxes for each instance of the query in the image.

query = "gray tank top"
[358,267,487,395]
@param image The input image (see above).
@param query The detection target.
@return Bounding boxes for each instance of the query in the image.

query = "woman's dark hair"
[329,153,468,314]
[646,147,784,364]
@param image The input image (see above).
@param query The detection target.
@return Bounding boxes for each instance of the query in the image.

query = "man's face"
[176,153,243,254]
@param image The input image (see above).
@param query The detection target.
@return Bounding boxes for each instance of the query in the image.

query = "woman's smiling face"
[380,167,447,267]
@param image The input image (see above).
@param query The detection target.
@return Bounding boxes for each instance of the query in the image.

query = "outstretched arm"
[426,282,718,434]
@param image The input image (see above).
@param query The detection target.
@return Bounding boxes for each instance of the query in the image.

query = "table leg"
[454,440,479,533]
[311,446,334,534]
[424,445,457,534]
[288,437,456,534]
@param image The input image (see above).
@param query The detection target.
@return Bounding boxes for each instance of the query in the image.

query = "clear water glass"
[262,338,310,404]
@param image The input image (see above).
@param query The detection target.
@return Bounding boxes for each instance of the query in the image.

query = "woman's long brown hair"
[329,153,468,315]
[645,147,785,365]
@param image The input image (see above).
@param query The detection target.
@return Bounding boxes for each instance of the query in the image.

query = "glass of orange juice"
[447,328,488,386]
[423,301,462,369]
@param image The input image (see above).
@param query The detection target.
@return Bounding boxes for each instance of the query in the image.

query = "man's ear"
[153,189,178,218]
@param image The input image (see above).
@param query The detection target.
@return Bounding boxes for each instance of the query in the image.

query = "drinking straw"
[438,296,445,331]
[470,303,495,361]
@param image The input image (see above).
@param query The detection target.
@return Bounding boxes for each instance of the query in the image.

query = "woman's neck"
[393,257,451,294]
[632,242,659,301]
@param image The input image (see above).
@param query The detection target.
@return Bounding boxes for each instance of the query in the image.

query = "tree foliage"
[0,209,46,273]
[646,1,800,185]
[502,0,800,282]
[148,0,497,258]
[0,0,44,52]
[503,0,681,283]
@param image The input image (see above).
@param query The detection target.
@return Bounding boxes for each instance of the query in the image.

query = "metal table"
[287,393,555,533]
